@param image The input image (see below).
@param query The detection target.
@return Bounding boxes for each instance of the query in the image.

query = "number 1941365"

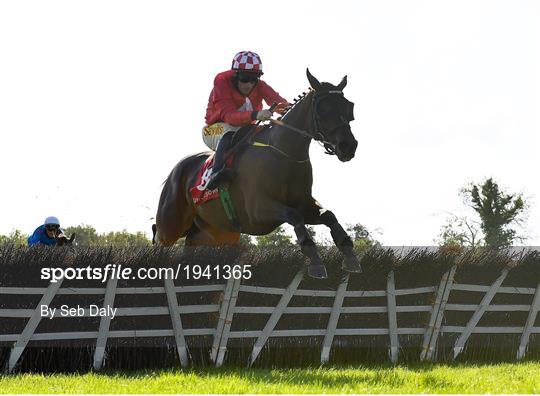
[182,264,252,280]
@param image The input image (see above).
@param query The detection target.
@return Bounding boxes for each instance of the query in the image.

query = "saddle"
[189,124,267,203]
[230,124,267,151]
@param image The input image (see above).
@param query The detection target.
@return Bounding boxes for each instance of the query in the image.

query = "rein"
[251,140,310,163]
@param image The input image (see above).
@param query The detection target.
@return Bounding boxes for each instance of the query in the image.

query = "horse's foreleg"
[303,200,362,273]
[256,202,327,279]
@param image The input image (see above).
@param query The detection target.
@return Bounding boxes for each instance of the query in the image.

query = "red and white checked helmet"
[231,51,263,74]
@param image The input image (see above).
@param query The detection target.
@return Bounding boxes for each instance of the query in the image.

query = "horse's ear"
[69,233,76,243]
[306,68,322,91]
[337,75,347,90]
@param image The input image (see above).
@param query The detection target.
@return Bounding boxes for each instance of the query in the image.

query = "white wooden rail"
[211,276,241,367]
[248,270,304,367]
[92,275,118,370]
[164,277,190,367]
[452,268,510,358]
[386,271,399,363]
[5,276,65,373]
[2,260,540,371]
[321,275,349,363]
[517,282,540,359]
[420,265,457,361]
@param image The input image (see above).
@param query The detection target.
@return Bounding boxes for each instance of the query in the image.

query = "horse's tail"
[151,224,157,245]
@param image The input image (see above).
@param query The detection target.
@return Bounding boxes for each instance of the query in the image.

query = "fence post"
[321,275,349,364]
[517,282,540,360]
[211,276,241,367]
[164,277,190,367]
[453,267,509,359]
[248,270,304,367]
[6,278,64,373]
[420,265,457,361]
[93,275,118,371]
[386,270,399,363]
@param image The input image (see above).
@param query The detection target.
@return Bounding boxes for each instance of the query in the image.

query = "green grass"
[1,363,539,394]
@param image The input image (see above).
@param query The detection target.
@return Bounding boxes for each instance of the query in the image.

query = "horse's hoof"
[342,255,363,273]
[308,264,328,279]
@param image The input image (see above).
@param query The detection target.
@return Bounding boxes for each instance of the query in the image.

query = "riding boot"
[206,132,235,190]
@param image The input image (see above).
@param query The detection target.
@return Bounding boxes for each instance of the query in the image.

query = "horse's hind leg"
[154,183,195,246]
[302,198,362,273]
[154,210,193,246]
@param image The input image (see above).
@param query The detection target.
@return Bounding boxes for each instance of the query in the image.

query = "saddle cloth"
[189,155,234,206]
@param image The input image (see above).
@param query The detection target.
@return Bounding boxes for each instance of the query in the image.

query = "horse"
[56,231,76,246]
[153,69,361,279]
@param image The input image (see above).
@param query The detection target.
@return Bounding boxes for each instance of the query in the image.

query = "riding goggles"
[236,73,260,83]
[45,224,60,231]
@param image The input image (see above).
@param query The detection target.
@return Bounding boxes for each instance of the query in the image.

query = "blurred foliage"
[63,224,151,247]
[255,226,293,247]
[63,224,101,246]
[0,230,28,246]
[436,213,482,248]
[0,225,151,248]
[0,223,379,249]
[346,223,380,250]
[239,233,255,247]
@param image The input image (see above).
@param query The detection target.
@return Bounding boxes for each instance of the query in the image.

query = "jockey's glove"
[255,109,273,121]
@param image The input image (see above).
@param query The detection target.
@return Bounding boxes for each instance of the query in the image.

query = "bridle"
[311,90,352,155]
[271,89,353,156]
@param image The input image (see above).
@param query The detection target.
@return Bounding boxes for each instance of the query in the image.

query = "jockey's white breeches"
[201,123,241,151]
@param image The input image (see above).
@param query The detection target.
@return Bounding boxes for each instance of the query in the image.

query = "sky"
[0,0,538,245]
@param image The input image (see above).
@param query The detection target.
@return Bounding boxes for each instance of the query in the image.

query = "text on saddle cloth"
[189,154,234,206]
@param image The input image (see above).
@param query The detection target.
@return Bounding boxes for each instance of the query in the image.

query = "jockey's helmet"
[231,51,263,75]
[44,216,60,226]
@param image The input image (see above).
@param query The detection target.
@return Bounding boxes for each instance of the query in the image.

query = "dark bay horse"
[153,69,361,279]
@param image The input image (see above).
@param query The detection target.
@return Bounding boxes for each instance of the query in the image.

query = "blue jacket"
[27,225,57,246]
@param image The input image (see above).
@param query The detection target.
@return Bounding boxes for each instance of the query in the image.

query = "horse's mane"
[278,88,313,121]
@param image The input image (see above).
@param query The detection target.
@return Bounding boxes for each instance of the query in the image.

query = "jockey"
[203,51,289,190]
[27,216,63,246]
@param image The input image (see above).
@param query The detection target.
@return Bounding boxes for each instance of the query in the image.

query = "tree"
[255,226,293,247]
[436,212,482,248]
[461,178,527,248]
[0,230,28,246]
[64,224,152,247]
[99,230,152,247]
[64,224,100,246]
[346,223,379,249]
